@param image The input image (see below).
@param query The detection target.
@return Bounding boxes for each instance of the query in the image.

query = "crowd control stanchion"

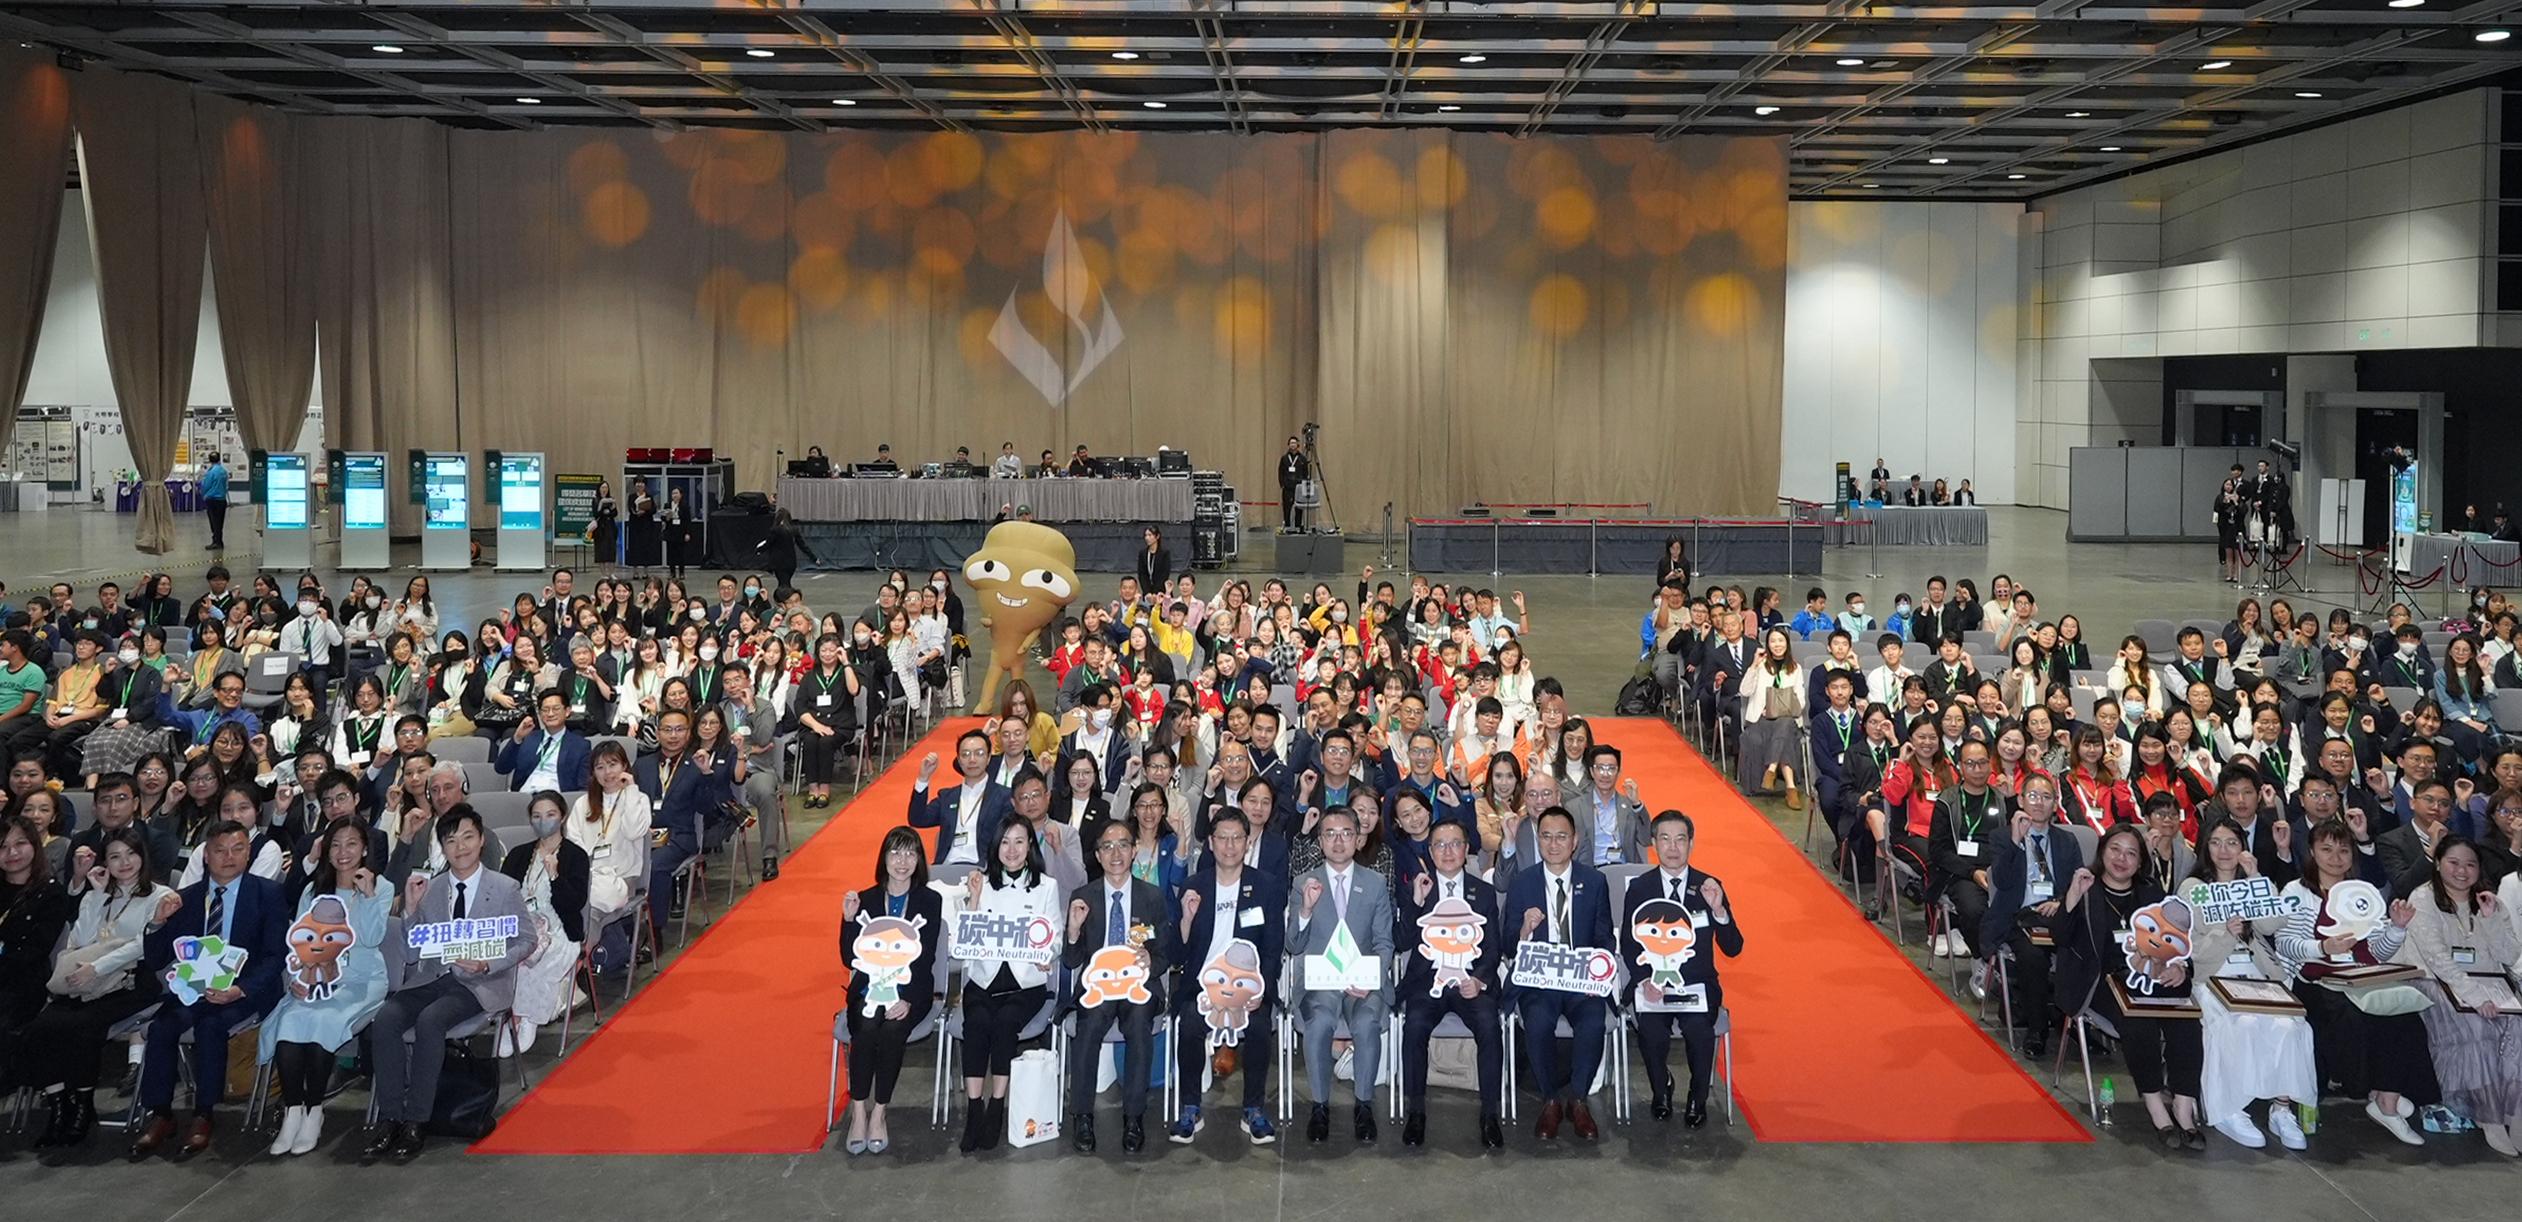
[1589,520,1600,578]
[1491,520,1501,579]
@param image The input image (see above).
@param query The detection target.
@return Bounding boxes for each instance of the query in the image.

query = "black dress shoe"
[1402,1112,1427,1147]
[389,1123,425,1160]
[1069,1114,1096,1153]
[1480,1114,1505,1150]
[1306,1103,1330,1143]
[64,1092,96,1146]
[35,1092,73,1147]
[1651,1091,1675,1122]
[1683,1098,1709,1129]
[2022,1035,2048,1060]
[1354,1102,1377,1144]
[761,854,780,882]
[359,1123,401,1164]
[1122,1117,1145,1153]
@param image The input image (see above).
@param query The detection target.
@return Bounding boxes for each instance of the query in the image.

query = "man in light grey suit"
[1496,768,1563,894]
[1287,807,1394,1146]
[1561,744,1649,868]
[362,805,531,1163]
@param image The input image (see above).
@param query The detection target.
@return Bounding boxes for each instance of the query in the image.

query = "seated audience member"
[2398,836,2522,1156]
[257,820,391,1157]
[2277,820,2440,1146]
[909,730,1012,868]
[363,806,530,1162]
[1981,772,2078,1058]
[1287,807,1393,1146]
[952,818,1063,1153]
[1622,810,1744,1127]
[1395,819,1504,1148]
[498,789,589,1052]
[1505,806,1613,1141]
[838,826,943,1156]
[6,822,156,1148]
[1066,819,1169,1153]
[2186,817,2317,1151]
[1928,740,2002,964]
[2054,824,2205,1145]
[569,740,652,971]
[1166,806,1286,1146]
[493,688,593,794]
[130,819,287,1158]
[637,709,722,943]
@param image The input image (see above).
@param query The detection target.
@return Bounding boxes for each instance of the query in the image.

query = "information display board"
[494,451,546,571]
[421,452,470,570]
[340,452,390,570]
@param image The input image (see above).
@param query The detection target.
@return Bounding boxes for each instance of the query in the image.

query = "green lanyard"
[1830,711,1853,756]
[386,663,407,695]
[1956,789,1990,841]
[572,676,590,707]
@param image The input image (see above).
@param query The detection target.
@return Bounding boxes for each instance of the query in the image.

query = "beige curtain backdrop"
[195,94,316,457]
[0,50,73,420]
[306,115,459,538]
[71,70,206,555]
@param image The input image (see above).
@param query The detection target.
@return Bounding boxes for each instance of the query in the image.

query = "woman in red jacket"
[2061,724,2141,831]
[1879,714,1957,885]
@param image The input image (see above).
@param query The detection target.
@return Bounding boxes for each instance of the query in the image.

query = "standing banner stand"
[494,450,548,573]
[420,451,471,571]
[554,472,603,566]
[261,452,312,570]
[338,451,390,570]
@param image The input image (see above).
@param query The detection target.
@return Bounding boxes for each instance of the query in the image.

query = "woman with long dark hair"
[6,823,159,1148]
[257,819,390,1156]
[838,826,942,1156]
[951,818,1058,1153]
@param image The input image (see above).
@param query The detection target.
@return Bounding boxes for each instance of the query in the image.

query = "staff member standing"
[199,454,231,551]
[1276,437,1310,532]
[1621,810,1744,1127]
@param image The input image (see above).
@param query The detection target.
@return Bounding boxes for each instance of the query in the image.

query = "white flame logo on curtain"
[989,209,1124,407]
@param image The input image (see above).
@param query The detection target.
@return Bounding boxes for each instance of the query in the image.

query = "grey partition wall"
[2068,446,2271,542]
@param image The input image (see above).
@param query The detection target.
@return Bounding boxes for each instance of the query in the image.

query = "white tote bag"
[1004,1048,1063,1148]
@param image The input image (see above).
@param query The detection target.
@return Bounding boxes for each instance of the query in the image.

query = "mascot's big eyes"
[323,930,354,948]
[1024,569,1074,599]
[291,927,319,948]
[966,558,1011,584]
[1202,968,1230,988]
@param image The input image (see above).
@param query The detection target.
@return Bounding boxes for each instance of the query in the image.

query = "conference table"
[2405,532,2522,585]
[1850,505,1990,547]
[774,475,1193,523]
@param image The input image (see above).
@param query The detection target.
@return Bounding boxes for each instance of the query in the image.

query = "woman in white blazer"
[566,741,652,969]
[948,818,1063,1154]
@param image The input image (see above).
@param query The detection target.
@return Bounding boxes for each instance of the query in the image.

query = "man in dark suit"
[2378,777,2456,899]
[907,729,1012,867]
[2193,762,2301,888]
[1058,684,1138,795]
[494,688,593,793]
[1396,820,1506,1148]
[1694,609,1752,745]
[1066,821,1171,1154]
[1909,576,1954,646]
[1980,775,2081,1058]
[130,821,288,1157]
[1381,729,1478,841]
[1504,806,1614,1141]
[1166,808,1286,1146]
[1621,810,1745,1126]
[1816,686,1894,920]
[636,709,728,950]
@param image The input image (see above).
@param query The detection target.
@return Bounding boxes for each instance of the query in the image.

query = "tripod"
[1299,426,1340,536]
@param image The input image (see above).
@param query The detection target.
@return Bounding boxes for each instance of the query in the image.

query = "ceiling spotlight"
[2100,145,2122,152]
[2388,0,2425,6]
[2201,59,2232,70]
[2295,91,2324,98]
[1111,50,1140,60]
[1458,54,1488,64]
[517,97,540,104]
[833,98,858,106]
[1437,104,1461,112]
[1927,157,1949,165]
[746,49,774,59]
[1862,182,1880,189]
[1835,58,1866,66]
[1143,100,1167,108]
[371,44,404,54]
[2064,110,2090,118]
[2479,30,2512,42]
[2007,173,2027,180]
[1753,105,1780,116]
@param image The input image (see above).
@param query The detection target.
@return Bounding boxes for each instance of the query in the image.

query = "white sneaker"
[2266,1102,2307,1151]
[1930,930,1952,958]
[1969,960,1990,1000]
[290,1107,323,1155]
[2482,1120,2519,1157]
[269,1106,305,1157]
[2213,1113,2267,1149]
[2366,1098,2425,1145]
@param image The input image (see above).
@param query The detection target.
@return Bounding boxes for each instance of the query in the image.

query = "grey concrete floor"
[0,506,2508,1219]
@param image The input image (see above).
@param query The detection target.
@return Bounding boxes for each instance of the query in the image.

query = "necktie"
[205,884,226,942]
[453,880,469,921]
[1333,872,1350,922]
[1107,890,1125,946]
[2028,835,2046,883]
[1669,874,1685,901]
[1553,877,1571,946]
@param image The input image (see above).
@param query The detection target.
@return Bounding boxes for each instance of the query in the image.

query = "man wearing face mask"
[279,592,344,688]
[1061,684,1138,795]
[2382,624,2437,694]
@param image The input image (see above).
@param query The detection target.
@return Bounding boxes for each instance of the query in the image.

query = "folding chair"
[949,975,1057,1130]
[469,791,533,847]
[123,1009,267,1129]
[2051,996,2120,1118]
[1501,1002,1618,1122]
[461,761,507,796]
[90,1003,162,1132]
[433,736,493,765]
[363,1008,517,1126]
[823,950,951,1131]
[2133,619,2179,656]
[239,651,302,712]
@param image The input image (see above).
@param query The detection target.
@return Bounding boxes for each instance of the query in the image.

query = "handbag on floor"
[425,1042,503,1140]
[1004,1048,1062,1148]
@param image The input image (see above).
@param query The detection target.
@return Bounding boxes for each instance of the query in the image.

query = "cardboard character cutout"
[962,521,1079,713]
[851,914,928,1017]
[1415,895,1487,997]
[284,894,357,1002]
[1195,938,1266,1050]
[1629,897,1700,992]
[2122,895,2194,996]
[1079,943,1154,1008]
[2317,879,2386,947]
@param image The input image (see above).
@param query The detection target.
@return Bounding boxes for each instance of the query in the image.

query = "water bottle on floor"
[2097,1077,2116,1126]
[2298,1102,2318,1135]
